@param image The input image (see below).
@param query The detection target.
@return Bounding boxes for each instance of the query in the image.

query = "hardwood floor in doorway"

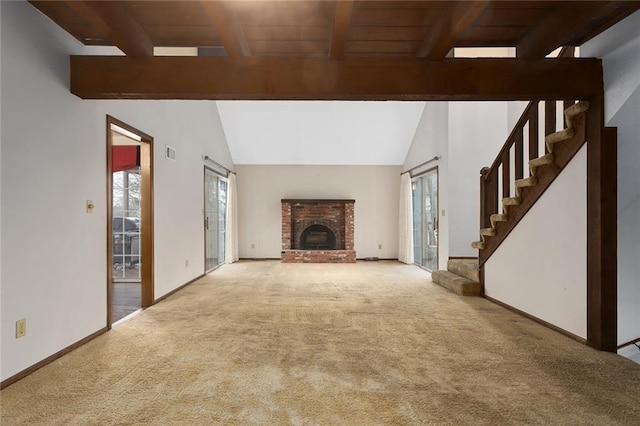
[112,282,141,323]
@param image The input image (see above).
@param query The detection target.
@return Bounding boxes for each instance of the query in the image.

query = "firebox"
[281,199,356,263]
[300,224,337,250]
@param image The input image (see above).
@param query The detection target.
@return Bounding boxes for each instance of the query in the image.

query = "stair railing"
[481,46,577,240]
[476,46,584,268]
[480,98,570,222]
[478,96,583,260]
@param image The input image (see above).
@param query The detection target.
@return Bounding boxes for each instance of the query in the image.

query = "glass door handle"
[205,216,209,230]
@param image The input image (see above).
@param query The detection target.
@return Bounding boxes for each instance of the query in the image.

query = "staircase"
[431,259,481,296]
[430,99,591,297]
[471,99,590,266]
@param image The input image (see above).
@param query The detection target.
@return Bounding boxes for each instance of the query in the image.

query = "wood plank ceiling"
[27,0,640,100]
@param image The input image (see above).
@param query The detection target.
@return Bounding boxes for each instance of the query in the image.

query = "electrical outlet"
[16,319,26,338]
[185,259,189,268]
[251,243,255,249]
[378,244,382,249]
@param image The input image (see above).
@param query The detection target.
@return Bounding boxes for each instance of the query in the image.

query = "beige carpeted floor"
[2,260,640,425]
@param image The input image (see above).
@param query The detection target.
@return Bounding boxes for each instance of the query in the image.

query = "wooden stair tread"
[564,100,589,121]
[502,197,521,210]
[529,153,554,176]
[515,177,538,197]
[544,101,588,151]
[471,241,485,249]
[480,227,496,237]
[447,259,480,282]
[490,213,508,228]
[515,176,538,187]
[431,270,481,296]
[546,127,574,148]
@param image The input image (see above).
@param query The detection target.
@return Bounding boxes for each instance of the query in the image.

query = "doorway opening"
[412,167,439,271]
[107,116,154,326]
[204,168,227,273]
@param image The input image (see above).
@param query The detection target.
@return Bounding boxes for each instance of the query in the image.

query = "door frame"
[106,115,154,327]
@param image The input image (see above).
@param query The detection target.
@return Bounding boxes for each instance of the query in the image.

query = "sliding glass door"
[205,169,227,272]
[412,168,438,271]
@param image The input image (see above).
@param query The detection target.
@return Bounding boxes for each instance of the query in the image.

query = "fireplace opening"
[300,224,337,250]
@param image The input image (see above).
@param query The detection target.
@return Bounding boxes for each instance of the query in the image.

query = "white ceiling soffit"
[216,101,426,165]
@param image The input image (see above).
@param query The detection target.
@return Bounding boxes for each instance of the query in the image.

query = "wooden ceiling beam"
[517,1,612,60]
[200,1,250,59]
[329,0,354,59]
[64,1,152,58]
[70,56,603,101]
[416,0,489,60]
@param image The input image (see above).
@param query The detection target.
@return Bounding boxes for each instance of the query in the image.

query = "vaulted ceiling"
[27,0,640,101]
[216,100,427,164]
[26,1,640,164]
[29,1,640,60]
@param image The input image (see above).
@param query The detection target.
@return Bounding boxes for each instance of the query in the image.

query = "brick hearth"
[281,199,356,263]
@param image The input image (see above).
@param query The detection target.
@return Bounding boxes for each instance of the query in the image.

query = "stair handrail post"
[480,167,488,230]
[528,102,540,160]
[480,166,496,230]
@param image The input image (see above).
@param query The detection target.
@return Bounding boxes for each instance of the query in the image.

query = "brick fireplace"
[281,199,356,263]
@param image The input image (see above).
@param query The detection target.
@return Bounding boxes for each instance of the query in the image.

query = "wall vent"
[165,145,176,161]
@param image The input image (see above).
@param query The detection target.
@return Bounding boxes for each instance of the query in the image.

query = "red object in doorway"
[112,145,140,172]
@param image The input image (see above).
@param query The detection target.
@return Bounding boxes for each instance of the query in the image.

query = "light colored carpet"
[2,260,640,425]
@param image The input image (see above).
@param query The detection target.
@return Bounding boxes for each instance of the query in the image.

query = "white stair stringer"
[471,101,589,251]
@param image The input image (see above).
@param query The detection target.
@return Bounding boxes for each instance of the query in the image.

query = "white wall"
[508,102,529,130]
[582,11,640,345]
[217,101,426,165]
[403,103,449,270]
[1,1,233,381]
[0,0,3,357]
[447,102,510,257]
[235,165,400,259]
[485,146,588,339]
[582,11,640,123]
[609,87,640,345]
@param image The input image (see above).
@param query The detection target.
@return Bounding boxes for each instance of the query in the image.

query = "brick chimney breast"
[281,199,356,263]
